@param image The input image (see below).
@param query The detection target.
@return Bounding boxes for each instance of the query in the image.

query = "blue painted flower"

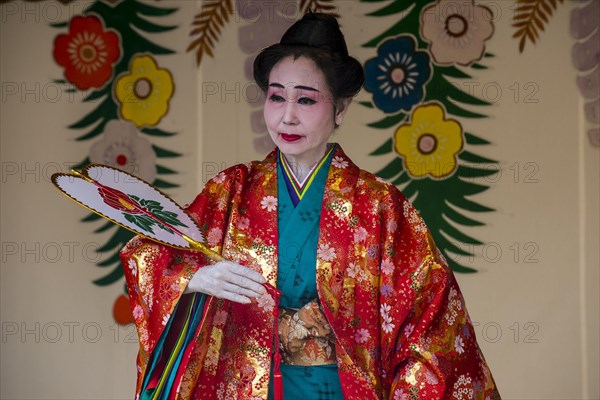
[364,35,432,113]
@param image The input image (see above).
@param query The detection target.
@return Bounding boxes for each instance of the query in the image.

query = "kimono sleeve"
[118,169,239,392]
[378,191,499,399]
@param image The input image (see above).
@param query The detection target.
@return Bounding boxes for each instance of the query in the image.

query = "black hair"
[253,13,364,102]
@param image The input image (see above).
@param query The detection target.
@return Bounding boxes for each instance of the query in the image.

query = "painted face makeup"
[263,56,346,177]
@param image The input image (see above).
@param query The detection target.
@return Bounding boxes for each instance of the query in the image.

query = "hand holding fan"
[52,164,285,399]
[51,164,224,262]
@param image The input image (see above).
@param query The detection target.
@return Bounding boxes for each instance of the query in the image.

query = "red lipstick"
[281,134,302,142]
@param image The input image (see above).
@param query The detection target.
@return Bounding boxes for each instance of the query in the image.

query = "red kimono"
[120,145,499,399]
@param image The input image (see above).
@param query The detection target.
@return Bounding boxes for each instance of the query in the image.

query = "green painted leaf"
[155,210,188,227]
[370,139,393,155]
[154,179,179,189]
[445,259,477,273]
[439,67,472,80]
[84,87,109,102]
[97,252,123,268]
[392,171,410,185]
[367,0,414,16]
[72,157,91,171]
[358,101,374,108]
[470,63,487,70]
[444,101,486,119]
[94,221,115,233]
[143,127,177,137]
[459,151,498,164]
[68,98,115,130]
[464,132,491,145]
[153,145,182,158]
[440,220,483,245]
[368,113,406,129]
[75,118,109,141]
[81,212,101,222]
[133,0,178,16]
[457,165,498,180]
[125,213,154,234]
[452,181,489,196]
[132,15,177,33]
[157,165,177,174]
[435,234,474,256]
[96,228,131,252]
[93,264,124,285]
[377,158,404,179]
[400,181,419,198]
[443,206,484,227]
[447,196,494,212]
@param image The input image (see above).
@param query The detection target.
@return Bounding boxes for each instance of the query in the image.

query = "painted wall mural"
[510,0,599,147]
[360,0,497,273]
[512,0,564,53]
[570,0,599,147]
[39,0,595,322]
[50,0,180,324]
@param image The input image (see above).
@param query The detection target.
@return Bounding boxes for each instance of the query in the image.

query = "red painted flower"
[53,15,121,90]
[98,186,144,214]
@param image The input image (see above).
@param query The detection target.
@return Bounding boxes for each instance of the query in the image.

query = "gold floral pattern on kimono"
[120,145,500,399]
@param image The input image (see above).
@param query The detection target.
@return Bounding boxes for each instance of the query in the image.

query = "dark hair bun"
[280,13,348,57]
[253,12,364,101]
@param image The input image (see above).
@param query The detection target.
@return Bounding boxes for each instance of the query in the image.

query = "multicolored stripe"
[141,292,207,400]
[279,145,335,207]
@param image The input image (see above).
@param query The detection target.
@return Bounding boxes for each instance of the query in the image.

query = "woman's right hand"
[185,261,267,304]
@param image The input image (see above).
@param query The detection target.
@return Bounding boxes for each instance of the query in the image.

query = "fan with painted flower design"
[51,164,223,261]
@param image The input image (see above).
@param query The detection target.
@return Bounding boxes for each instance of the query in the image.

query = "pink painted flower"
[421,0,494,66]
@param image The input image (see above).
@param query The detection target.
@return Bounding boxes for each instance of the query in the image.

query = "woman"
[120,13,499,400]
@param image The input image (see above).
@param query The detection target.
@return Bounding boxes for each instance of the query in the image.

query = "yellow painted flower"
[115,55,174,127]
[394,103,463,179]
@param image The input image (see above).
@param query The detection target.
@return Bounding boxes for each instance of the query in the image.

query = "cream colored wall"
[1,1,598,399]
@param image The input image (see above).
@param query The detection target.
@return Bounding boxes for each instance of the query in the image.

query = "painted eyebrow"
[268,83,320,92]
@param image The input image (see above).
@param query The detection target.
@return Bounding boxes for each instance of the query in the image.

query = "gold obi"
[277,299,337,366]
